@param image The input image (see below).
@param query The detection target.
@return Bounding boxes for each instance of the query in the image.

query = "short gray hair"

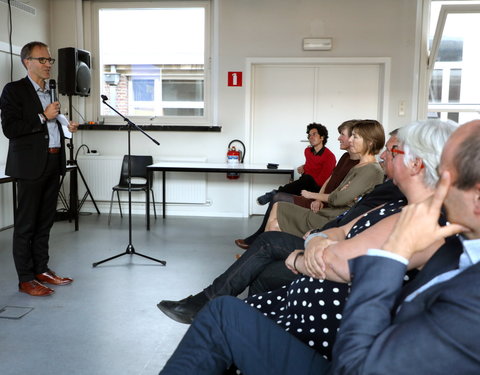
[20,41,48,68]
[397,119,458,188]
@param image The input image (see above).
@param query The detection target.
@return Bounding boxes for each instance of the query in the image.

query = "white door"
[248,60,387,215]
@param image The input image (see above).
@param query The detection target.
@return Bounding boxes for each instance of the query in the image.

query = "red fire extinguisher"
[226,139,245,180]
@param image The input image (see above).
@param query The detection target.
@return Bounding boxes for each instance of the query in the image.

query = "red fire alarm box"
[228,72,243,87]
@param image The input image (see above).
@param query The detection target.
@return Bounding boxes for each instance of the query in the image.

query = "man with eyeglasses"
[0,41,79,296]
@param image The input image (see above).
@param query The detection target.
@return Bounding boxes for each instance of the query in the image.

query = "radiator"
[75,156,207,204]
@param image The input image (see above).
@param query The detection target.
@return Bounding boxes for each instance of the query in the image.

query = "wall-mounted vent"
[0,0,36,16]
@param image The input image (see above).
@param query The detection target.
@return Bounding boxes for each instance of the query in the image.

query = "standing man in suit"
[158,120,480,375]
[0,41,79,296]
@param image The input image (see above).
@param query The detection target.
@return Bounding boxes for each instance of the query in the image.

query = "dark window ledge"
[78,124,222,132]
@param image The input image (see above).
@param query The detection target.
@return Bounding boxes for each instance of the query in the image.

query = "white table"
[0,168,16,230]
[146,162,294,229]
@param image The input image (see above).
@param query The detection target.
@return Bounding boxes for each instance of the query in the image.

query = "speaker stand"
[66,95,100,215]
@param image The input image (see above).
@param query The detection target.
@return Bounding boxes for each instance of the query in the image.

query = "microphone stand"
[92,96,166,267]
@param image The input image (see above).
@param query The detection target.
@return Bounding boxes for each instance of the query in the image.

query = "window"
[94,1,211,126]
[426,1,480,123]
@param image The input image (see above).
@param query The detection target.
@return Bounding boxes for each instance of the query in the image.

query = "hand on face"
[382,171,468,259]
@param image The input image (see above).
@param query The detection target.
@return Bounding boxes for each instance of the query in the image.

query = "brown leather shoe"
[19,280,54,296]
[36,269,73,286]
[234,239,250,250]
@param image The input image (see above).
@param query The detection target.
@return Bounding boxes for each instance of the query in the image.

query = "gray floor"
[0,213,262,375]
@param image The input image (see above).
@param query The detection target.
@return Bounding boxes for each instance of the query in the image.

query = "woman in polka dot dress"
[244,119,457,360]
[245,199,405,359]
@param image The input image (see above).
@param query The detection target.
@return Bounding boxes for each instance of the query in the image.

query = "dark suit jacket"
[331,236,480,374]
[0,76,66,179]
[322,179,406,230]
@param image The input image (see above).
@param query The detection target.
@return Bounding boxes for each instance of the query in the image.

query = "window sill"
[78,124,222,132]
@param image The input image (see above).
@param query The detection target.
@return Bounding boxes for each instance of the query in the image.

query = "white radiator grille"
[76,156,207,204]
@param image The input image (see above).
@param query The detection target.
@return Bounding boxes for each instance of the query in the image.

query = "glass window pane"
[133,79,155,101]
[448,68,462,102]
[447,112,459,123]
[428,3,480,124]
[434,38,463,62]
[163,80,204,102]
[98,6,206,119]
[429,69,443,103]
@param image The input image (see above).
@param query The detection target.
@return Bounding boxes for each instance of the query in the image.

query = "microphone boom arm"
[101,96,160,146]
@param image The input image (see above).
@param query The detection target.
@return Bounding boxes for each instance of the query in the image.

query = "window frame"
[419,1,480,120]
[86,0,212,128]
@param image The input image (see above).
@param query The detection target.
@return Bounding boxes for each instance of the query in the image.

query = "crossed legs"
[160,297,331,375]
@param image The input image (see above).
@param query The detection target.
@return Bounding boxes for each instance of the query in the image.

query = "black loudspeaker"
[58,47,91,97]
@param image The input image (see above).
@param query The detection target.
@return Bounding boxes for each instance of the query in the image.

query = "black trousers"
[278,173,319,196]
[13,153,61,282]
[203,231,304,299]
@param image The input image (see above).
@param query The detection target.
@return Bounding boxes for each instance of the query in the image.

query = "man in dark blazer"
[330,120,480,374]
[157,121,480,374]
[0,41,79,296]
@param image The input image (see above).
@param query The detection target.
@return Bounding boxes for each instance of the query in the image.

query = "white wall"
[0,0,51,228]
[0,0,52,165]
[1,0,423,218]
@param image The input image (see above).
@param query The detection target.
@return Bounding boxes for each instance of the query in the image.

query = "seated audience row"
[158,119,455,350]
[235,119,360,250]
[248,129,403,295]
[266,119,385,238]
[159,119,480,375]
[157,124,402,324]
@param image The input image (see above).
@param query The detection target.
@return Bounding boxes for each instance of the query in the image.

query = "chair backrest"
[118,155,154,187]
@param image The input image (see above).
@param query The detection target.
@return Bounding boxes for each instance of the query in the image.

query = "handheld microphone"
[49,79,58,103]
[101,95,108,101]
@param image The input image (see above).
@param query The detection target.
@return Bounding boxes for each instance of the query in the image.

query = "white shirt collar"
[459,236,480,269]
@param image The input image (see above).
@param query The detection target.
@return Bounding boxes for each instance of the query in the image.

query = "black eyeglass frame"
[27,57,56,65]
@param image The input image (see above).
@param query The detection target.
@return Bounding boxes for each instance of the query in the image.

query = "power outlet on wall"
[86,150,101,156]
[398,100,406,116]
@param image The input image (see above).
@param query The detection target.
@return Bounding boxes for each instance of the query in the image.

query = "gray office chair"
[108,155,157,225]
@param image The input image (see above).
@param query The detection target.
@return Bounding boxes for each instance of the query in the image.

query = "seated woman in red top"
[236,120,359,250]
[257,122,336,205]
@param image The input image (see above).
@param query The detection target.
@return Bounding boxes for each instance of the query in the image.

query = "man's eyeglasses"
[388,145,424,168]
[307,132,319,139]
[27,57,56,65]
[387,145,404,159]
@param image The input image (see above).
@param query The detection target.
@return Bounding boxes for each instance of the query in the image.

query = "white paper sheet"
[57,114,72,138]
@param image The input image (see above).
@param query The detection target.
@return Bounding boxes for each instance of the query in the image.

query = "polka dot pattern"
[244,199,406,360]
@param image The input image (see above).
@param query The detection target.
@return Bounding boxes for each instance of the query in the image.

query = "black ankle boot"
[157,292,209,324]
[256,189,278,205]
